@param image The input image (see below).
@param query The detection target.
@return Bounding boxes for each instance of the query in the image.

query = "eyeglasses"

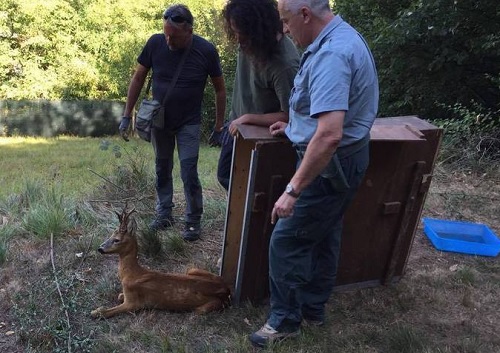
[163,14,187,24]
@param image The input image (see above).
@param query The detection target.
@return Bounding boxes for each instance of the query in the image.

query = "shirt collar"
[304,14,344,55]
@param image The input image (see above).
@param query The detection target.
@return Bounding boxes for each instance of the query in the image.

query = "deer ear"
[127,217,137,235]
[127,208,136,218]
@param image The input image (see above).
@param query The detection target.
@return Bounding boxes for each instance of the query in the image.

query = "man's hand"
[208,128,222,147]
[270,121,288,136]
[271,192,297,224]
[119,116,131,142]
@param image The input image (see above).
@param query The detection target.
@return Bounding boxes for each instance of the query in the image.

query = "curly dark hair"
[222,0,283,66]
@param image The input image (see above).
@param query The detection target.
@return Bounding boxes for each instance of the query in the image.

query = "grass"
[0,218,16,265]
[0,134,499,353]
[0,136,223,200]
[0,136,121,199]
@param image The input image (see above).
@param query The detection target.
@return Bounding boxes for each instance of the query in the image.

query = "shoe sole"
[249,330,300,348]
[303,319,324,327]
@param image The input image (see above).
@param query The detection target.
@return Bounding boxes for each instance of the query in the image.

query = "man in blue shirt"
[249,0,379,348]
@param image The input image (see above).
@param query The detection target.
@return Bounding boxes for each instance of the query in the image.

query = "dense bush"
[335,0,500,126]
[0,100,123,137]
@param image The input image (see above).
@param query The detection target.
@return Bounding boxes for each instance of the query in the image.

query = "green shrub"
[21,185,75,239]
[435,102,500,173]
[335,0,500,123]
[138,225,165,258]
[0,224,15,264]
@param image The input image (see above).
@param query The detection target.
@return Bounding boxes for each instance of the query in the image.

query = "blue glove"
[208,128,222,147]
[119,116,131,141]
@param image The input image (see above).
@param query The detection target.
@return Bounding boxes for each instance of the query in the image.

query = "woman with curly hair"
[215,0,300,191]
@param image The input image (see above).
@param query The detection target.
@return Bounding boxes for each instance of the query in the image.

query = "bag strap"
[162,40,192,106]
[142,40,192,106]
[144,76,153,97]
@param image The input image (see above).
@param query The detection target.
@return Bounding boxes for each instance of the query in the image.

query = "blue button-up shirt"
[285,15,379,147]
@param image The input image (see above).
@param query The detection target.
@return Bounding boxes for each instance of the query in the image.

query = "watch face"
[286,184,293,193]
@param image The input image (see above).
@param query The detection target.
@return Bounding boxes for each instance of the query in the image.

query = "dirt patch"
[0,268,21,353]
[1,165,499,352]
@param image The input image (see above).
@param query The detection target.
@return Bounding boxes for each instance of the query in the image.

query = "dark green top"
[229,35,300,121]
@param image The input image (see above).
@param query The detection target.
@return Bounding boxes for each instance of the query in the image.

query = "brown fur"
[90,209,231,319]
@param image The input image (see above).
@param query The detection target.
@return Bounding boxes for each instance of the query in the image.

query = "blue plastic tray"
[422,218,500,257]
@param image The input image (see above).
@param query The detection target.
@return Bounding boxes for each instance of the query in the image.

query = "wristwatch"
[285,183,300,198]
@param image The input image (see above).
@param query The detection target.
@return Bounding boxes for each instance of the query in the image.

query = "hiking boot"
[149,217,174,231]
[249,323,300,348]
[302,310,325,327]
[302,317,325,327]
[182,223,201,242]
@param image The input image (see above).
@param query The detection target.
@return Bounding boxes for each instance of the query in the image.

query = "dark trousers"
[151,124,203,225]
[216,125,234,191]
[267,142,370,330]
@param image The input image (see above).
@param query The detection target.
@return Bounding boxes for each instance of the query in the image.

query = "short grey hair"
[163,4,194,30]
[282,0,330,16]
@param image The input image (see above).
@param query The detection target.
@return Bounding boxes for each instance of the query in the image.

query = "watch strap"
[286,184,300,198]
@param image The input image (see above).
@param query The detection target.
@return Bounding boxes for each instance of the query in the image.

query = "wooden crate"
[220,116,443,304]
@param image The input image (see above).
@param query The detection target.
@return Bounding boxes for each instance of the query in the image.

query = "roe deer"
[91,208,230,319]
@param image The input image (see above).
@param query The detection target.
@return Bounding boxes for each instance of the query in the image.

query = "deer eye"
[113,238,120,243]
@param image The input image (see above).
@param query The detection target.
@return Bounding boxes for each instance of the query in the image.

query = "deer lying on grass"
[91,209,230,319]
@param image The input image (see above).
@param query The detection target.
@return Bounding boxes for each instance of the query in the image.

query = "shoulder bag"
[135,42,192,142]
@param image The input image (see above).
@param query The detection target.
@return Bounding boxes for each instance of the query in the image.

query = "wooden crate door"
[233,140,296,304]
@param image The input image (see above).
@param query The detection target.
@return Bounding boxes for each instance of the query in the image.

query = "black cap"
[163,4,193,25]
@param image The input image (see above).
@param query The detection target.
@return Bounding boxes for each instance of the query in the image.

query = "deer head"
[97,208,138,255]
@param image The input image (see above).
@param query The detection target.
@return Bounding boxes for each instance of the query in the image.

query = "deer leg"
[187,268,224,282]
[91,301,139,319]
[194,298,224,314]
[91,290,141,319]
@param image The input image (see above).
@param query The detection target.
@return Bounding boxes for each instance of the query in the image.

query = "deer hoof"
[91,307,105,319]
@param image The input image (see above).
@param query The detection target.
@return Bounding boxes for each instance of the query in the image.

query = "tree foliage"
[1,0,498,133]
[335,0,500,124]
[0,0,232,101]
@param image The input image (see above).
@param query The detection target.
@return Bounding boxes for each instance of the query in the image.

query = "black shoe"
[149,217,174,231]
[302,317,325,327]
[302,312,325,327]
[182,223,200,242]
